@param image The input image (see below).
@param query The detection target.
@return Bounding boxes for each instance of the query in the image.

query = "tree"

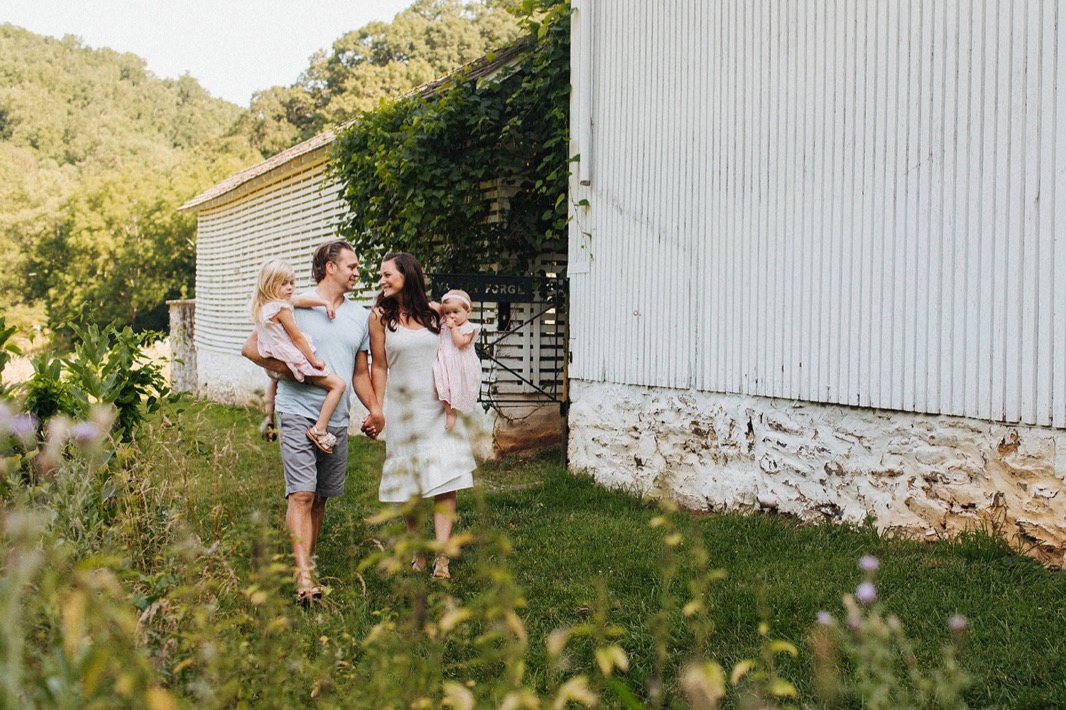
[240,0,525,149]
[329,1,571,279]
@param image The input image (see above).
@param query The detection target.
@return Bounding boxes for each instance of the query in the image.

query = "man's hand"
[361,411,384,439]
[242,332,296,379]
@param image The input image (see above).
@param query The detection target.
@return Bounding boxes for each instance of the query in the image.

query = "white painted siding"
[570,0,1066,427]
[194,161,348,357]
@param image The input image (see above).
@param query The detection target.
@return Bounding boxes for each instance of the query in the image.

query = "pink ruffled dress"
[432,321,482,410]
[256,301,331,382]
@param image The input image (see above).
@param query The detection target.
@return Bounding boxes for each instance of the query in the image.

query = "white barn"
[567,0,1066,563]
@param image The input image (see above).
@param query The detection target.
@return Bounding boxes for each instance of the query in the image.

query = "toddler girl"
[251,258,346,454]
[432,289,482,430]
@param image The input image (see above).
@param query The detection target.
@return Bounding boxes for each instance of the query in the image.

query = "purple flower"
[948,615,968,632]
[9,413,37,439]
[72,421,100,443]
[855,581,877,605]
[816,610,833,626]
[859,555,880,573]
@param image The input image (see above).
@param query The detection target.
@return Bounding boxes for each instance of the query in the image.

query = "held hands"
[361,411,384,439]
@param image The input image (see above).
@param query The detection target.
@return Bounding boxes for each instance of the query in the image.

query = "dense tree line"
[0,0,525,336]
[0,24,258,333]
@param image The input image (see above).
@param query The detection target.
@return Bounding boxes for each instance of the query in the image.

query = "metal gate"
[428,274,568,416]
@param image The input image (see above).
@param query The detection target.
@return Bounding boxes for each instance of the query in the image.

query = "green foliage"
[237,0,526,151]
[0,24,260,332]
[0,316,20,398]
[22,354,80,426]
[5,400,1065,708]
[64,324,173,441]
[329,0,570,279]
[17,323,173,442]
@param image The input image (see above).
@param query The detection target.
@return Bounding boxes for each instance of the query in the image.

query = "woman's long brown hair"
[375,252,440,333]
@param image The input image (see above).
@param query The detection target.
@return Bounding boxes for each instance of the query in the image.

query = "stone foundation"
[567,380,1066,567]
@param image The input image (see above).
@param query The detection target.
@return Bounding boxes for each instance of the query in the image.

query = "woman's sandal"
[296,585,323,606]
[431,555,451,580]
[294,571,323,606]
[259,415,277,442]
[411,554,427,573]
[306,427,337,454]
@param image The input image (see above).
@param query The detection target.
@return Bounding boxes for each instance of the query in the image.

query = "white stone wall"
[568,380,1066,567]
[197,348,269,407]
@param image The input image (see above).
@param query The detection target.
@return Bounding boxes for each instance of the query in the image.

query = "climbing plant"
[329,0,571,282]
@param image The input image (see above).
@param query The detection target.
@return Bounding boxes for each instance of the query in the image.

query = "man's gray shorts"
[278,413,348,498]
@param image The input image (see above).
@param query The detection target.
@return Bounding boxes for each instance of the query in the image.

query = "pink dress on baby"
[433,321,482,410]
[255,301,330,382]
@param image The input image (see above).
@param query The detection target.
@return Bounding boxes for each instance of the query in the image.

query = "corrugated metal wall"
[569,0,1066,427]
[194,162,348,354]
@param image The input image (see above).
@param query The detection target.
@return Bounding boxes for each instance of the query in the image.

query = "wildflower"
[859,555,879,573]
[9,412,37,439]
[948,615,968,632]
[72,421,100,443]
[855,581,877,605]
[816,610,833,626]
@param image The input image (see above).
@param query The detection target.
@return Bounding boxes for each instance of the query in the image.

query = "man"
[242,239,384,603]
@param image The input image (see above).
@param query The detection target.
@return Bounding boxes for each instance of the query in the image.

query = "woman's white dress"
[379,324,475,502]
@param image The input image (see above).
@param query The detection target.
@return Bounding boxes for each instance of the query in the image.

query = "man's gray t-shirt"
[275,291,370,428]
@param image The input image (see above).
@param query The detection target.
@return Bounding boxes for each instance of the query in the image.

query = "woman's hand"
[361,412,384,439]
[311,357,327,370]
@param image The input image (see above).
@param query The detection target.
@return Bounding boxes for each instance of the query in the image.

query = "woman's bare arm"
[368,308,388,415]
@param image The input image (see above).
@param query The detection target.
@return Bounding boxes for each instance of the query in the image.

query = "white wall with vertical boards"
[569,0,1066,429]
[194,160,347,358]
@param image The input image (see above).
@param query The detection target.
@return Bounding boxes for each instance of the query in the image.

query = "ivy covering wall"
[329,1,570,281]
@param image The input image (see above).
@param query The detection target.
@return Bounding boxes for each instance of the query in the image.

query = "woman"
[366,252,476,579]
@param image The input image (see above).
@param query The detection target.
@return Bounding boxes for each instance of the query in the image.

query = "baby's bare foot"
[445,410,457,430]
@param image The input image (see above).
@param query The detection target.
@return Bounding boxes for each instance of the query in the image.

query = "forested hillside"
[0,0,525,336]
[0,23,259,333]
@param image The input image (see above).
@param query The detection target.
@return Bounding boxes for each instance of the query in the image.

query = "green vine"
[329,1,571,282]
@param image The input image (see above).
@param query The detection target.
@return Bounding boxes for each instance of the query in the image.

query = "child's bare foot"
[445,410,457,431]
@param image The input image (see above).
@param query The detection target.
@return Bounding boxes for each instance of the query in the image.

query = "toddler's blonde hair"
[441,289,472,312]
[250,258,296,320]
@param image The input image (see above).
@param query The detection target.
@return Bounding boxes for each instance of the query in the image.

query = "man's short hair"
[311,240,355,283]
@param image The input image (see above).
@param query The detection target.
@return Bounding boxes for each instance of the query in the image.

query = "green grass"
[75,401,1066,706]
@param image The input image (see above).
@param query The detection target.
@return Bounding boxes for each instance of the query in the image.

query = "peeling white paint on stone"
[567,380,1066,567]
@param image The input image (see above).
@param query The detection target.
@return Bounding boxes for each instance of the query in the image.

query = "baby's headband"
[442,293,471,307]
